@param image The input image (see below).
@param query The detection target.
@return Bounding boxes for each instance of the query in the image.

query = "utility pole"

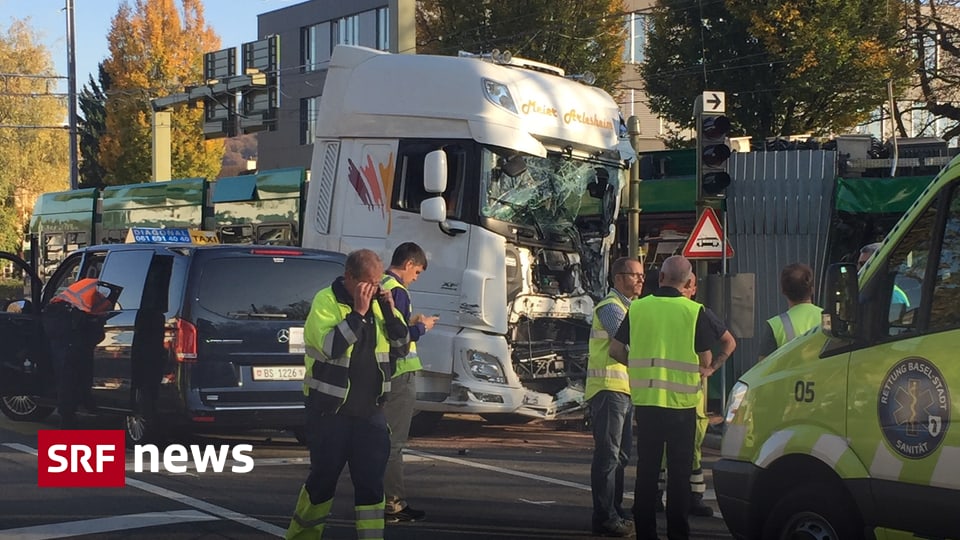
[627,116,642,260]
[66,0,79,190]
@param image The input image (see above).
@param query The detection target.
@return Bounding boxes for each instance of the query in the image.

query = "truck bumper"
[713,458,763,540]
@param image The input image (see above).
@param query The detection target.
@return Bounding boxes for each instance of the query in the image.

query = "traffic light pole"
[627,116,642,260]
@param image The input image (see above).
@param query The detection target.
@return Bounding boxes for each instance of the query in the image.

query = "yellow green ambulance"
[714,154,960,539]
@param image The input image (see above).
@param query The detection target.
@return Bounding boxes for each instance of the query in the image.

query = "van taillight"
[173,318,198,362]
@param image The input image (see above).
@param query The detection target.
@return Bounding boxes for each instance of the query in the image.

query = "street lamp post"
[66,0,79,190]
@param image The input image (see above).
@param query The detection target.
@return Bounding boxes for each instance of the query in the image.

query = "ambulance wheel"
[125,388,161,445]
[0,395,54,422]
[762,482,863,540]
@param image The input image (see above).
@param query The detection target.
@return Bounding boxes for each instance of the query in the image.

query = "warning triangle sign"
[682,207,734,259]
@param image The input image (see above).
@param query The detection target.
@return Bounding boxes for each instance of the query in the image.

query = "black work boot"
[689,492,714,517]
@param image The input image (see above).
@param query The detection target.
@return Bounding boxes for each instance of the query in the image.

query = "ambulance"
[714,156,960,538]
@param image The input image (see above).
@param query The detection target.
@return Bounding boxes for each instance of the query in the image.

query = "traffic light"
[698,113,732,197]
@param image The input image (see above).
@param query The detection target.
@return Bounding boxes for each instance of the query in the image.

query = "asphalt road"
[0,411,734,539]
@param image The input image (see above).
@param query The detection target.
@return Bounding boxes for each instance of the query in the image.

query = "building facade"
[256,0,416,170]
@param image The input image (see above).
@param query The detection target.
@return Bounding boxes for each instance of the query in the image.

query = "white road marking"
[0,510,217,540]
[2,443,285,538]
[408,449,721,517]
[518,498,556,506]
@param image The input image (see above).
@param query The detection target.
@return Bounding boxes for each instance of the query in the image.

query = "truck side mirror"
[421,197,446,223]
[424,150,448,194]
[822,263,858,339]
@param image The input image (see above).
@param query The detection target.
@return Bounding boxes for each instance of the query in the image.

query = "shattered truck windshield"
[480,148,620,236]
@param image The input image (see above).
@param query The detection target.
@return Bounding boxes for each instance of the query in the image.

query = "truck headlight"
[725,381,748,424]
[467,350,506,384]
[482,79,518,114]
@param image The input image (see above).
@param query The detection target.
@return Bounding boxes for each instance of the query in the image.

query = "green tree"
[78,65,110,188]
[100,0,224,185]
[641,0,913,141]
[0,20,69,253]
[416,0,626,94]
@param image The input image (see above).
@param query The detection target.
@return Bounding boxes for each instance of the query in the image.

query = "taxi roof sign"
[125,228,219,245]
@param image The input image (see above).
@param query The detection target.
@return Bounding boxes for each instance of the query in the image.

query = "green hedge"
[0,278,26,303]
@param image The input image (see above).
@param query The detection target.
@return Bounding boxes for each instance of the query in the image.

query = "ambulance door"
[0,252,45,400]
[846,182,960,536]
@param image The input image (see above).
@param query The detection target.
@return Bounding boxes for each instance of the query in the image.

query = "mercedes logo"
[277,329,290,343]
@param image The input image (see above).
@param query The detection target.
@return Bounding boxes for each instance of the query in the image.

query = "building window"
[301,22,331,72]
[623,12,649,64]
[300,96,320,145]
[335,14,360,46]
[376,7,389,51]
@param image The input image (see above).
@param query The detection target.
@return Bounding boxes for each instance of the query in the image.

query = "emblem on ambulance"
[878,357,950,460]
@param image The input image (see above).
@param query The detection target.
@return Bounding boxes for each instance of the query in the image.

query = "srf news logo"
[37,430,254,488]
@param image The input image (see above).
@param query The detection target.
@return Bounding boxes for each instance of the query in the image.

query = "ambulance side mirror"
[822,263,858,339]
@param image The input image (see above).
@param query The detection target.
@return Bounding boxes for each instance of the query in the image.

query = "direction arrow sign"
[682,207,734,259]
[703,91,725,113]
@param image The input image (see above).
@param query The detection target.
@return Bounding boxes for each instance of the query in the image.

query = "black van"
[0,243,345,444]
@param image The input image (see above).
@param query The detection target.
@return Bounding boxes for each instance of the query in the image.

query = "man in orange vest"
[43,279,121,428]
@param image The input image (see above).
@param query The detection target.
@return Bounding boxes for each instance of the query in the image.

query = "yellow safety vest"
[381,274,423,376]
[585,292,631,400]
[767,302,822,348]
[626,295,702,409]
[302,286,392,412]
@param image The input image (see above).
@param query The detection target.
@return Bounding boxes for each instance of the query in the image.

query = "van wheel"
[0,395,54,422]
[126,388,162,445]
[480,413,536,425]
[762,483,863,540]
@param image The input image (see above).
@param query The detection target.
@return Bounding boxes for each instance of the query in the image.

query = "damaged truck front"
[301,45,634,425]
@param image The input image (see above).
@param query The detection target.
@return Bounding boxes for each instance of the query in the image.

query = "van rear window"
[196,257,341,321]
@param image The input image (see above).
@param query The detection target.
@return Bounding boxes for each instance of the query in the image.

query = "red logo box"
[37,430,126,487]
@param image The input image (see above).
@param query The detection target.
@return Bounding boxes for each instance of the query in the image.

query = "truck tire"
[480,413,536,425]
[762,482,863,540]
[0,395,54,422]
[409,411,444,436]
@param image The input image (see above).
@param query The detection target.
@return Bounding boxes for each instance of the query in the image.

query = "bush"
[0,278,27,304]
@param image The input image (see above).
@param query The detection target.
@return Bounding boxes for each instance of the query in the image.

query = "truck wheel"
[0,395,54,422]
[125,388,162,445]
[762,482,863,540]
[409,411,444,436]
[480,413,536,425]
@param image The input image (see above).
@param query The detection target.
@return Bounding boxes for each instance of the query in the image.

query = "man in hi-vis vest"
[381,242,437,523]
[286,249,409,540]
[758,262,822,361]
[587,256,645,537]
[610,255,736,540]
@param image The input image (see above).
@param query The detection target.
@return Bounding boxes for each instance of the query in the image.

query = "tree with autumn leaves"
[0,21,69,252]
[99,0,224,185]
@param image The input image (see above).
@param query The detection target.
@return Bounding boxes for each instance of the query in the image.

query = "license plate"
[252,365,306,381]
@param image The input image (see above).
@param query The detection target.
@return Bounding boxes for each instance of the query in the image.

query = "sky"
[0,0,303,92]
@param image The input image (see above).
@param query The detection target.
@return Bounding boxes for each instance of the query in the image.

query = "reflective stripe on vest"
[52,278,113,314]
[767,303,823,349]
[302,287,391,408]
[585,292,631,400]
[381,274,423,376]
[626,295,702,409]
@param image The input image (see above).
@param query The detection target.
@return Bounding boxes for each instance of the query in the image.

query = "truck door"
[0,252,44,398]
[846,182,960,536]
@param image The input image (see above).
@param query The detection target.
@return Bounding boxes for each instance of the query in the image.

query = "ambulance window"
[885,199,936,336]
[929,187,960,331]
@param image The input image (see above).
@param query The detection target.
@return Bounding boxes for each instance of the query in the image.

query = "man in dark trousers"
[43,278,121,429]
[610,256,736,540]
[285,249,410,540]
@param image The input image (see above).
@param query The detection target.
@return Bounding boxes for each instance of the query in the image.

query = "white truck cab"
[302,45,634,421]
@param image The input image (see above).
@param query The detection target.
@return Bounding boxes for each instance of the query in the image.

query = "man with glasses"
[587,257,645,537]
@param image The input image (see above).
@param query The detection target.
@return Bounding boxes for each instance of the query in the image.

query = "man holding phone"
[381,242,437,522]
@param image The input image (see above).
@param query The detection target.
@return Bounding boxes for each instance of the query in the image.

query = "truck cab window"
[394,141,468,219]
[929,186,960,331]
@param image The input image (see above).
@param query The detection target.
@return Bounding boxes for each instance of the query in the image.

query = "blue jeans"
[590,390,634,528]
